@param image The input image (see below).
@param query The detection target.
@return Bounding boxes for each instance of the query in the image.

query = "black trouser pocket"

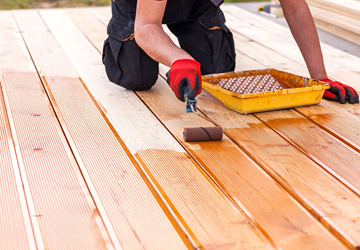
[102,19,159,91]
[199,11,236,73]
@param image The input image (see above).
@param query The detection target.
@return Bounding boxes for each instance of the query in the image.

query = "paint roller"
[183,85,223,142]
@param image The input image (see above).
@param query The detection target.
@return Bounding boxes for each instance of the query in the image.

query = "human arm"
[280,0,359,104]
[134,0,192,66]
[134,0,202,101]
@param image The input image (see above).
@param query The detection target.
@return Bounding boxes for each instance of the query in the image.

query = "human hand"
[167,59,202,102]
[320,78,359,104]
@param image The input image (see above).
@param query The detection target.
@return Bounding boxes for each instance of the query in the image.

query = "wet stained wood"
[195,89,360,249]
[14,9,189,250]
[295,102,360,153]
[46,9,272,250]
[255,109,360,196]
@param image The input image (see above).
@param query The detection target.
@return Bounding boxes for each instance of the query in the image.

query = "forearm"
[281,1,327,79]
[135,24,192,67]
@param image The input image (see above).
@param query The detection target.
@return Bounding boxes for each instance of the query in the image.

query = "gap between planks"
[49,8,275,250]
[64,7,352,250]
[13,9,191,250]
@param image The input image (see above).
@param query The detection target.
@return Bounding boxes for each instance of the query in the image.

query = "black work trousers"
[102,0,236,91]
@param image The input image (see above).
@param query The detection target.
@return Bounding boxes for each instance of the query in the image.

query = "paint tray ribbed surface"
[202,68,330,114]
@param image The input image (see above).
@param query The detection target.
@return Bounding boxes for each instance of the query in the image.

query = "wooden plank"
[194,90,360,249]
[0,11,114,250]
[255,109,360,195]
[306,0,360,22]
[231,32,309,77]
[309,5,360,46]
[47,9,273,249]
[309,5,360,35]
[295,102,360,153]
[137,76,348,250]
[222,4,360,72]
[14,9,189,250]
[0,52,34,250]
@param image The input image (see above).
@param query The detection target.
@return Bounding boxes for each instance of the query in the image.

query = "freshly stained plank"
[255,109,360,195]
[295,102,360,153]
[0,62,33,250]
[194,89,360,249]
[46,9,272,249]
[14,10,189,250]
[0,11,112,250]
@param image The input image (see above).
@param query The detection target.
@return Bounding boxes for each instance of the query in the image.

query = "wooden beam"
[14,9,190,250]
[40,9,272,249]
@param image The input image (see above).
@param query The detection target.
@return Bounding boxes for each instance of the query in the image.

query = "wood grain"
[255,109,360,196]
[42,9,272,250]
[196,89,360,249]
[0,11,108,250]
[14,9,189,250]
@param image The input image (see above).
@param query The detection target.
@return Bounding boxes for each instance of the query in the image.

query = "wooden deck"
[1,4,360,250]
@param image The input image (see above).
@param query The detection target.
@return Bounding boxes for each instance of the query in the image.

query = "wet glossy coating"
[209,74,291,94]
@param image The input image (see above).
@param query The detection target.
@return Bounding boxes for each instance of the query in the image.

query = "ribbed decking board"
[255,110,360,195]
[14,10,189,250]
[193,89,360,249]
[295,103,360,153]
[137,76,348,250]
[0,50,33,250]
[0,12,111,250]
[47,9,272,249]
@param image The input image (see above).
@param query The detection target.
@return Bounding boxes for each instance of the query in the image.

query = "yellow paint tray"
[202,68,330,114]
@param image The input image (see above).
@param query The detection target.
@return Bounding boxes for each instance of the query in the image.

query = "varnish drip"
[209,74,291,94]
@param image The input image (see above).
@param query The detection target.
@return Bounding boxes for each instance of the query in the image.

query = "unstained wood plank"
[14,9,189,250]
[47,9,273,250]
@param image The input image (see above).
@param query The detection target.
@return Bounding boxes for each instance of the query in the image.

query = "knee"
[103,37,159,91]
[102,20,159,91]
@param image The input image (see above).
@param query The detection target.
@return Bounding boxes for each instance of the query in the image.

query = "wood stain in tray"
[207,74,291,95]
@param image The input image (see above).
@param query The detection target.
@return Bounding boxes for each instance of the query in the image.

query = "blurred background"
[0,0,269,10]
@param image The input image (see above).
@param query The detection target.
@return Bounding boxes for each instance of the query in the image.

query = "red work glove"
[320,78,359,104]
[167,59,202,102]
